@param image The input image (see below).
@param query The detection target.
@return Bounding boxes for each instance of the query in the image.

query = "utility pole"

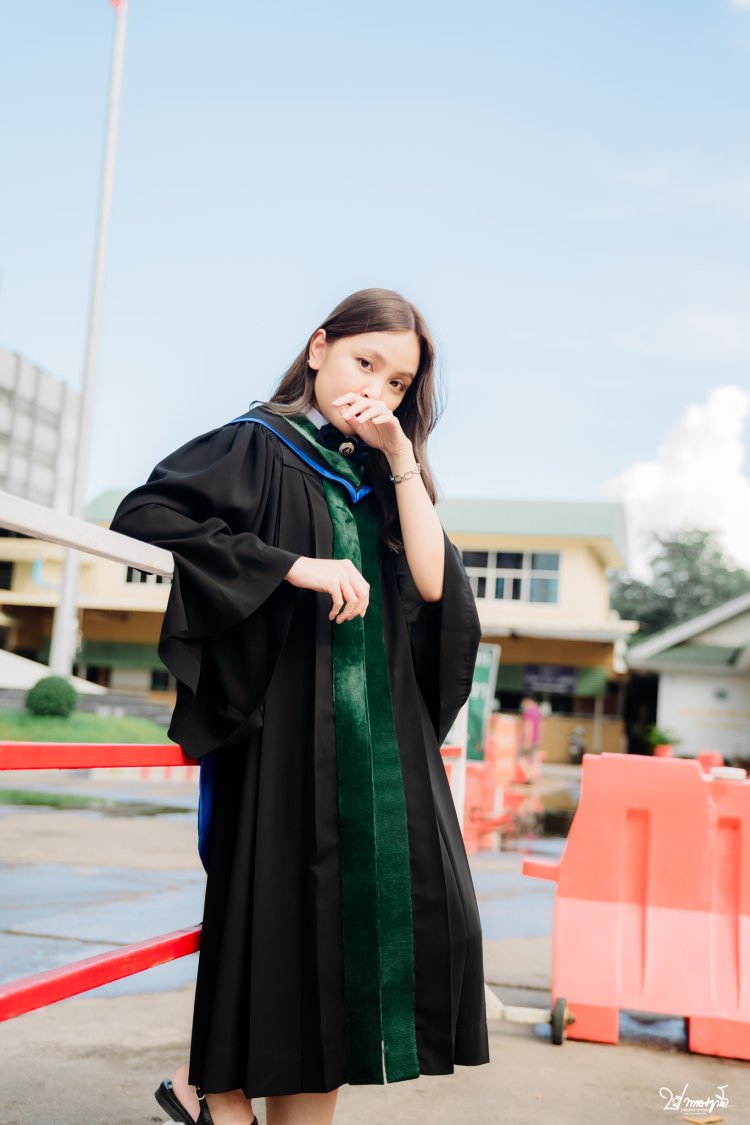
[49,0,129,675]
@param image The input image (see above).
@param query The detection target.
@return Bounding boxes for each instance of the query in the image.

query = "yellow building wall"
[0,542,167,604]
[482,635,617,672]
[562,544,610,623]
[540,715,626,762]
[448,532,624,634]
[81,610,162,644]
[3,605,50,651]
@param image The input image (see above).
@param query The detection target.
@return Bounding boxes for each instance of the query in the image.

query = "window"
[73,665,111,688]
[0,561,13,589]
[461,550,560,604]
[462,551,488,568]
[126,566,167,585]
[529,577,558,603]
[151,669,176,691]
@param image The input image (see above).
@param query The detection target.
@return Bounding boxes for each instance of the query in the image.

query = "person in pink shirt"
[518,694,542,783]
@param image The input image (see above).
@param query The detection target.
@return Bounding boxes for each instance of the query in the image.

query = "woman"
[109,288,489,1125]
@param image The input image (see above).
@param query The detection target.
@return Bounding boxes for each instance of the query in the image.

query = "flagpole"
[49,0,129,676]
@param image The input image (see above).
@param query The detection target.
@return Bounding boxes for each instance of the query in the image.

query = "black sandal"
[154,1078,257,1125]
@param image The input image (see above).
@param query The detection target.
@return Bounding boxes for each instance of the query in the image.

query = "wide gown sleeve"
[109,421,302,757]
[393,526,481,747]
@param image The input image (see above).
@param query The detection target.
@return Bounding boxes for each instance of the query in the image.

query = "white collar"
[303,402,328,430]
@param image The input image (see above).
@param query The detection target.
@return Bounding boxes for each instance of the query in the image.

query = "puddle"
[0,789,194,817]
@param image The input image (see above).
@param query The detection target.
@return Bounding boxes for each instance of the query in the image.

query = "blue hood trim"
[226,414,372,504]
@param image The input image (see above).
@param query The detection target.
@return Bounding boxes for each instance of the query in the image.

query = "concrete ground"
[1,769,749,1124]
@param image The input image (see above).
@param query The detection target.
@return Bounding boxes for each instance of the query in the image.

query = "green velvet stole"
[284,414,419,1084]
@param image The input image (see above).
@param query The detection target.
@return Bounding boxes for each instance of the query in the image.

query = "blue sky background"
[1,1,749,572]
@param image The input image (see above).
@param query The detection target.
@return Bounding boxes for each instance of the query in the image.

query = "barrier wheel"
[551,997,571,1045]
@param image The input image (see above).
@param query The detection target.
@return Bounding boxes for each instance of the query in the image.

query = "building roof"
[661,644,742,667]
[435,497,628,568]
[627,590,750,672]
[627,590,750,659]
[86,489,127,523]
[91,489,629,562]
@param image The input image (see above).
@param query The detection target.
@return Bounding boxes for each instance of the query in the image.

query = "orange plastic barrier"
[486,713,519,786]
[486,711,543,785]
[697,750,725,774]
[522,753,750,1060]
[440,744,511,853]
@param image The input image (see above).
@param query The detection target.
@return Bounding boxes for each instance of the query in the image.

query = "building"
[436,498,639,761]
[0,345,83,683]
[0,346,80,512]
[626,590,750,760]
[0,489,171,695]
[0,490,639,755]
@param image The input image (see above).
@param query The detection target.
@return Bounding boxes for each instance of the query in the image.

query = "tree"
[609,528,750,640]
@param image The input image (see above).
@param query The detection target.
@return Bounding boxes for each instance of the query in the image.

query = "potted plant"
[646,724,682,757]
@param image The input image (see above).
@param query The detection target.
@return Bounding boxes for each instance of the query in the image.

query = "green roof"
[436,498,628,566]
[86,489,128,523]
[657,643,741,667]
[37,639,163,671]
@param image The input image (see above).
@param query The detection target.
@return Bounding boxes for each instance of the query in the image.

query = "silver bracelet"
[389,462,422,484]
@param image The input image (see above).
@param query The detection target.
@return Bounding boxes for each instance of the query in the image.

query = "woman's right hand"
[284,556,370,623]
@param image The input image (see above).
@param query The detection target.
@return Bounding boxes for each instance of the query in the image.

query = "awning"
[495,663,610,697]
[37,639,164,671]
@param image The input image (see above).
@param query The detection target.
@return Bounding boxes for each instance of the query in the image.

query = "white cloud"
[728,0,750,10]
[602,385,750,579]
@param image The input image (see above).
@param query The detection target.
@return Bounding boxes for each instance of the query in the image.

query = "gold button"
[338,441,355,456]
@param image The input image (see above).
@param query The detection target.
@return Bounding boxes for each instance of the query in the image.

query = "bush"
[26,675,78,718]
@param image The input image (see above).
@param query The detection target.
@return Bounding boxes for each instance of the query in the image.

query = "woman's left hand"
[332,393,411,456]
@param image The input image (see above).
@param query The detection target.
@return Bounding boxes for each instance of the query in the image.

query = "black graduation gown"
[108,402,490,1097]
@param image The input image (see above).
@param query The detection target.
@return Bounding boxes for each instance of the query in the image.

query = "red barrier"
[0,742,195,770]
[440,745,512,853]
[0,926,201,1021]
[522,753,750,1061]
[0,741,200,1023]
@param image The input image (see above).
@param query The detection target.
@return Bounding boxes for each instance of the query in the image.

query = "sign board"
[467,643,501,760]
[523,663,577,695]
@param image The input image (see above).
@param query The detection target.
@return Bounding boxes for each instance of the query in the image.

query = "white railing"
[0,490,172,576]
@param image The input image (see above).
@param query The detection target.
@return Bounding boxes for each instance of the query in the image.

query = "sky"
[1,0,749,579]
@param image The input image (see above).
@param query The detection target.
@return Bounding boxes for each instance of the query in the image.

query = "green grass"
[0,708,172,743]
[0,788,193,815]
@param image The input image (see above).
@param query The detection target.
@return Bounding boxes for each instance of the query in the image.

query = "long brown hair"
[264,287,444,552]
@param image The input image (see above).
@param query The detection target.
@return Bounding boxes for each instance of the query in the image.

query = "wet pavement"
[0,769,569,999]
[1,766,749,1123]
[0,767,702,1049]
[0,855,203,993]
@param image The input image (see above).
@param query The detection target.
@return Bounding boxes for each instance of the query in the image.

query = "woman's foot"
[170,1064,201,1121]
[170,1063,256,1124]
